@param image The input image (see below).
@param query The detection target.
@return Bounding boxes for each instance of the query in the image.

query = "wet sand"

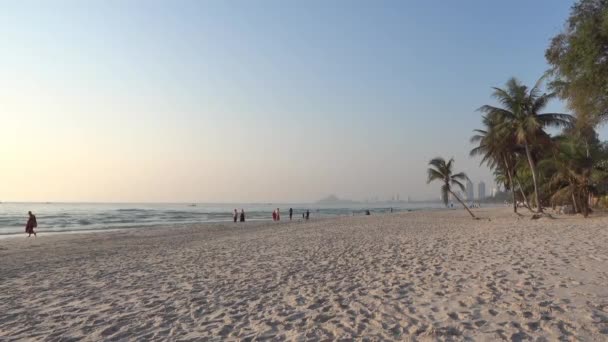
[1,207,607,341]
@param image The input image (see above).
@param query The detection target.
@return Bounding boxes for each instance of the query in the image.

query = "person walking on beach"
[289,208,293,220]
[272,210,277,221]
[276,208,280,221]
[305,210,310,220]
[240,209,245,222]
[25,211,37,237]
[233,209,238,223]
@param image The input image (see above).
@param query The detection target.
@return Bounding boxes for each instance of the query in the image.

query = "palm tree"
[427,157,476,218]
[478,77,572,213]
[470,114,519,213]
[541,131,607,217]
[512,160,534,211]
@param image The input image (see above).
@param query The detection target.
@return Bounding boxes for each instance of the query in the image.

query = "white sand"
[1,208,608,341]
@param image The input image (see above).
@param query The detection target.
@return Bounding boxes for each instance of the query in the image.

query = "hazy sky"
[1,0,602,203]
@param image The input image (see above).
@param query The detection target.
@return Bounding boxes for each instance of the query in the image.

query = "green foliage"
[426,157,476,218]
[474,77,572,212]
[427,157,466,206]
[472,93,608,216]
[465,1,608,216]
[598,195,608,208]
[470,110,520,211]
[546,0,608,118]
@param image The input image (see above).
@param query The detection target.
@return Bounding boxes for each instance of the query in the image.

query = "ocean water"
[0,202,444,236]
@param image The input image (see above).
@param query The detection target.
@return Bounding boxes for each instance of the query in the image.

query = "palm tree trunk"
[502,155,517,213]
[583,189,590,218]
[572,193,579,213]
[524,142,542,213]
[514,177,534,213]
[448,190,476,218]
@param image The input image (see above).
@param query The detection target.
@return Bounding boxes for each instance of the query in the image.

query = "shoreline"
[2,207,606,340]
[0,205,461,239]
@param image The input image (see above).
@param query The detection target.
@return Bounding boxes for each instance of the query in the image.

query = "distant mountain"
[316,195,357,204]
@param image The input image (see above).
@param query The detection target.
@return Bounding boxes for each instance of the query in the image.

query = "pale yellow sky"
[5,1,585,202]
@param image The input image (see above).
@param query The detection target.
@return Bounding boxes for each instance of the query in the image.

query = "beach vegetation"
[427,157,477,218]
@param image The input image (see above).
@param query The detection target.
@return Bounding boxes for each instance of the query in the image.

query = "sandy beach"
[1,207,608,341]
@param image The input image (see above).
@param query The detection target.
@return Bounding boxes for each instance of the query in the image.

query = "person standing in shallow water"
[276,208,280,221]
[272,210,277,221]
[25,211,37,237]
[305,210,310,220]
[233,209,238,223]
[289,208,293,220]
[240,209,245,222]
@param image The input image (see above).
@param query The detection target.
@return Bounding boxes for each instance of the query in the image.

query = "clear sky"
[1,0,599,203]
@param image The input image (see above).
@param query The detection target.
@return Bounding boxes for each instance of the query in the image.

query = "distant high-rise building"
[466,180,474,201]
[478,181,486,200]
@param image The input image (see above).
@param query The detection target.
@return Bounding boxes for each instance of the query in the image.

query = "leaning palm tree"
[427,157,476,218]
[478,77,572,213]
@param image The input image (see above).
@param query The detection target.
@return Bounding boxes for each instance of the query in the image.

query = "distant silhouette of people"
[305,210,310,220]
[25,211,37,237]
[390,207,393,213]
[276,208,280,221]
[272,210,277,221]
[302,212,305,219]
[240,209,245,222]
[289,208,293,220]
[233,209,238,223]
[365,210,371,215]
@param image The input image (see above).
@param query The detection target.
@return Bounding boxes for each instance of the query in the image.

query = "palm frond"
[469,145,485,157]
[536,113,573,128]
[451,172,469,181]
[428,157,446,171]
[477,105,516,120]
[451,179,466,193]
[446,158,454,173]
[427,168,445,184]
